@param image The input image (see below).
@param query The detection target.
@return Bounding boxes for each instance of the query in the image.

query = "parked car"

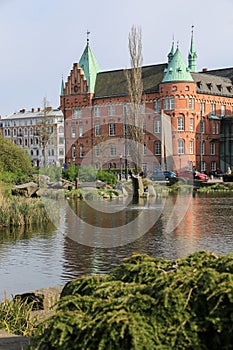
[149,170,176,181]
[177,170,209,182]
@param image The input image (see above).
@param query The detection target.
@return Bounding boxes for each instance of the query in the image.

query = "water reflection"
[0,194,233,298]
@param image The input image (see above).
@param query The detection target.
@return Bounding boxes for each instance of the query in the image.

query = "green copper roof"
[79,41,101,93]
[60,78,64,96]
[188,27,197,72]
[167,39,175,63]
[162,47,194,83]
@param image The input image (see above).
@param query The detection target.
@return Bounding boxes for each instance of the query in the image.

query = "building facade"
[60,31,233,175]
[1,107,65,167]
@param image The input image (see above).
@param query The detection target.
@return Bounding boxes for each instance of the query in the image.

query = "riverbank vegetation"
[0,197,51,227]
[1,251,230,349]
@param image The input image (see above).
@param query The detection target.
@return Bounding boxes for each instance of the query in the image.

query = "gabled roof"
[162,47,194,83]
[94,63,167,98]
[79,42,101,93]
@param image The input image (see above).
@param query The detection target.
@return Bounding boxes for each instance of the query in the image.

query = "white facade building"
[1,107,65,167]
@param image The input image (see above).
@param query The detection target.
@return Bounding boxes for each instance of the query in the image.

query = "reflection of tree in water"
[0,222,56,244]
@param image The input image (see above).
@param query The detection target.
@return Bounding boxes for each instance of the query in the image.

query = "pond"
[0,193,233,299]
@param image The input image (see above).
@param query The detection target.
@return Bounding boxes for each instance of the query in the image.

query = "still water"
[0,193,233,299]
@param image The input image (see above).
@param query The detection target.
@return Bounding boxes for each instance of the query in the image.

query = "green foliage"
[0,198,51,227]
[96,169,117,187]
[0,136,33,184]
[0,295,37,336]
[62,162,78,183]
[78,166,97,182]
[39,166,62,182]
[34,251,233,350]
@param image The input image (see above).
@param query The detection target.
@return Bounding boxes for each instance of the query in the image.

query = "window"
[109,123,115,136]
[164,96,174,110]
[71,145,76,159]
[143,120,146,133]
[185,86,190,91]
[221,105,225,117]
[24,128,28,135]
[200,102,205,115]
[24,138,28,146]
[154,141,161,155]
[201,141,205,155]
[124,123,130,136]
[154,119,161,133]
[178,139,185,154]
[30,150,33,156]
[211,103,216,115]
[189,118,194,131]
[59,148,64,156]
[124,142,130,157]
[59,137,64,144]
[80,144,84,157]
[189,140,194,154]
[210,143,215,155]
[59,125,64,133]
[79,125,84,137]
[189,98,194,110]
[123,103,130,116]
[200,120,205,134]
[95,124,101,136]
[110,143,116,157]
[94,106,100,118]
[30,138,33,145]
[95,144,101,157]
[30,127,33,135]
[13,128,17,136]
[108,104,115,117]
[72,108,82,119]
[154,100,161,113]
[211,161,216,171]
[177,117,184,131]
[172,86,177,91]
[71,125,76,138]
[143,143,146,155]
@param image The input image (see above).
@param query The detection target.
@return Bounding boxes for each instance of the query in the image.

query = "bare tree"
[125,25,144,175]
[37,97,52,167]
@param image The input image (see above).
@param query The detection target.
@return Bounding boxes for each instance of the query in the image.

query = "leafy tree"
[0,136,32,184]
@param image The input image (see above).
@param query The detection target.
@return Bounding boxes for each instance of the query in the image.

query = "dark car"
[149,170,176,181]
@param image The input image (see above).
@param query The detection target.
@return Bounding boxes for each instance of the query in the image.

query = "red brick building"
[60,30,233,175]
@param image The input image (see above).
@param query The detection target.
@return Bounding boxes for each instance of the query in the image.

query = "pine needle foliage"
[35,251,233,350]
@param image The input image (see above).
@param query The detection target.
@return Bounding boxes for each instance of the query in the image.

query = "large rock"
[12,182,39,197]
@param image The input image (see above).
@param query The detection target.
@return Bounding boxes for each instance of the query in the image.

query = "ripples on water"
[0,194,233,298]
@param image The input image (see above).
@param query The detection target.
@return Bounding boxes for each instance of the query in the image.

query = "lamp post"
[120,153,122,180]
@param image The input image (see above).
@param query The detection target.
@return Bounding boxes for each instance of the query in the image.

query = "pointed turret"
[79,32,101,93]
[162,46,194,83]
[60,77,65,96]
[188,26,197,72]
[168,37,175,63]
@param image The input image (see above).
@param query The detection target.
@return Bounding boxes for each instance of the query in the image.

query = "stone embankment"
[0,285,63,350]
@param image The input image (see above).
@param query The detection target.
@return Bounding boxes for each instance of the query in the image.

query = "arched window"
[59,125,64,133]
[72,144,76,159]
[24,127,28,135]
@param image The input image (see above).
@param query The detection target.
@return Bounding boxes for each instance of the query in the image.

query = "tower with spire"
[79,31,101,93]
[188,26,197,72]
[167,37,175,63]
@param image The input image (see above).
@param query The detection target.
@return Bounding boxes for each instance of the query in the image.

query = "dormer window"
[217,84,222,92]
[207,83,212,90]
[197,81,202,89]
[227,86,233,93]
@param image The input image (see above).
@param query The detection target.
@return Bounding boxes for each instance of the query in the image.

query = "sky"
[0,0,233,117]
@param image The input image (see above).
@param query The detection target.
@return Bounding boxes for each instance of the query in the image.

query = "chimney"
[31,108,34,113]
[20,109,26,113]
[202,68,208,72]
[37,107,41,112]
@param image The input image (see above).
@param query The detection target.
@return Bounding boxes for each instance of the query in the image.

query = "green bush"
[0,136,33,184]
[78,166,97,182]
[62,162,78,183]
[34,251,233,350]
[96,169,117,187]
